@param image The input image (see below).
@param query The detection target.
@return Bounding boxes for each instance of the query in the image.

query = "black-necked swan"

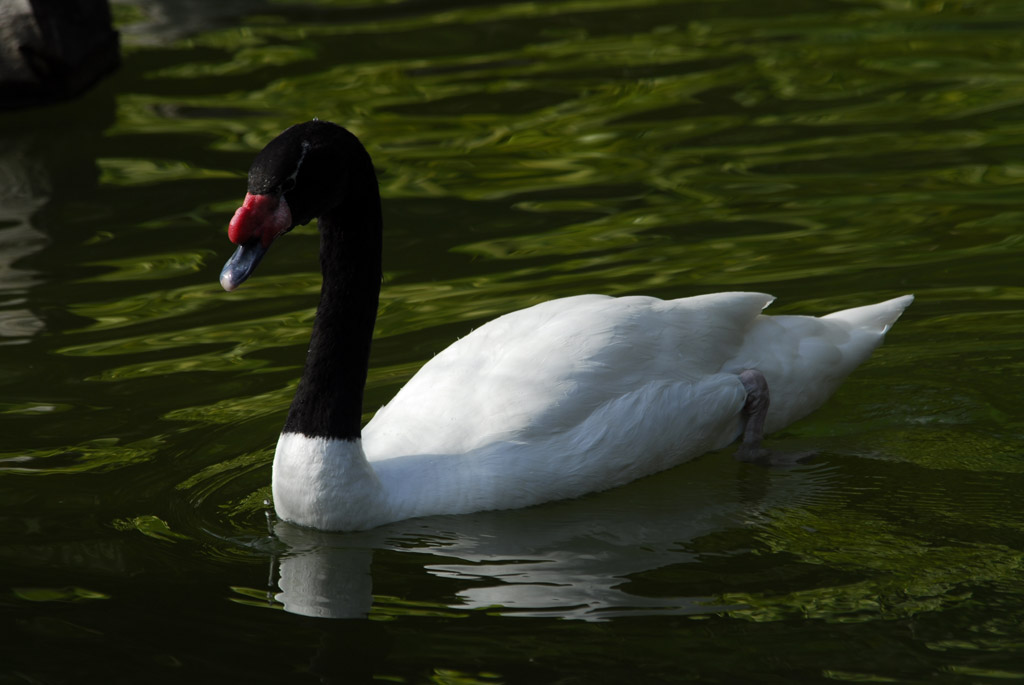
[219,120,912,532]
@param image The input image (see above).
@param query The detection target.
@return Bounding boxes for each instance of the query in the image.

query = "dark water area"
[2,0,1023,682]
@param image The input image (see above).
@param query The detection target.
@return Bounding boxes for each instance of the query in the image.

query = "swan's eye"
[281,177,296,193]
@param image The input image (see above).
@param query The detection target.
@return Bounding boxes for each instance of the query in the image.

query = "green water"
[2,0,1023,681]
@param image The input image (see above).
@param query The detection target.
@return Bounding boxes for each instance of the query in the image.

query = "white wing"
[363,292,774,460]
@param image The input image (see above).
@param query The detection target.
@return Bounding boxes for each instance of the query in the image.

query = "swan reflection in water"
[267,454,833,621]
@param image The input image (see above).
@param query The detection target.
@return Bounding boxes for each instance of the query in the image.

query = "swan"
[219,120,912,532]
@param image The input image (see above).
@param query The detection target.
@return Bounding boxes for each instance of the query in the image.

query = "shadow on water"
[0,88,116,345]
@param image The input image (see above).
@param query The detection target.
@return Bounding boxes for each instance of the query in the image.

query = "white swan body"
[272,291,913,531]
[220,121,912,532]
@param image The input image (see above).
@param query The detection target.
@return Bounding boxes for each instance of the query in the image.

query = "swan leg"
[734,369,815,466]
[735,369,772,463]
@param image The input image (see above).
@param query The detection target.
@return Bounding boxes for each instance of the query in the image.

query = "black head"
[220,120,374,291]
[247,120,370,227]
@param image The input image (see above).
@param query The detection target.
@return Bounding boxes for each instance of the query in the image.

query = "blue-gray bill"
[220,241,267,291]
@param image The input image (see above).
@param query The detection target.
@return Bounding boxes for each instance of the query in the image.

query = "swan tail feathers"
[823,294,914,334]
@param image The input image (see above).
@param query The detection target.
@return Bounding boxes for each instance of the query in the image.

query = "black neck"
[282,173,383,441]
